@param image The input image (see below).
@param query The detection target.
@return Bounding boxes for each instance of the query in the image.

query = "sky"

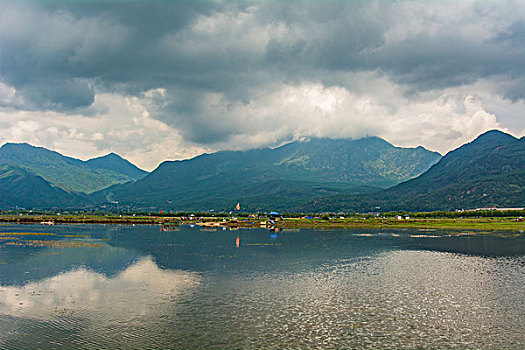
[1,0,525,170]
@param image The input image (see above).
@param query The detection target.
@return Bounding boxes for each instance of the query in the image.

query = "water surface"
[0,224,524,349]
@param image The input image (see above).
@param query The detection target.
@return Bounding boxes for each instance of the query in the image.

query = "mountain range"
[0,143,147,209]
[0,165,80,208]
[0,130,523,212]
[93,137,441,211]
[303,130,525,212]
[0,143,147,195]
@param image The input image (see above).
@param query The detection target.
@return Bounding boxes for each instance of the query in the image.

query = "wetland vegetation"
[1,210,524,231]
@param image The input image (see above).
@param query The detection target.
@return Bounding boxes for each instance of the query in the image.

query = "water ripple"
[0,226,523,349]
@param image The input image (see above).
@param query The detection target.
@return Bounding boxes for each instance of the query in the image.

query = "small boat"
[40,221,54,226]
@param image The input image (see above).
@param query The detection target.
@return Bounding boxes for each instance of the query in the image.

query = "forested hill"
[93,137,441,211]
[0,165,84,208]
[0,143,147,194]
[302,130,525,212]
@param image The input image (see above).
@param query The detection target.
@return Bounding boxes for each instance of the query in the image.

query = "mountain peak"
[472,129,516,145]
[85,153,147,179]
[0,142,77,164]
[99,136,441,211]
[92,152,122,160]
[2,142,39,150]
[0,142,147,193]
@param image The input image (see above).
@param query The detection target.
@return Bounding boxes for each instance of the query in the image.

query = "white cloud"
[180,80,504,155]
[0,79,510,169]
[0,81,18,106]
[0,257,200,322]
[0,90,209,170]
[1,0,524,167]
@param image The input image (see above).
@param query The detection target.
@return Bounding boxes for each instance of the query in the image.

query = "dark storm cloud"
[1,0,524,146]
[15,79,94,111]
[0,0,222,110]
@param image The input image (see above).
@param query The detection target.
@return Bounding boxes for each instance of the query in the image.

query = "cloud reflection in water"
[0,257,200,322]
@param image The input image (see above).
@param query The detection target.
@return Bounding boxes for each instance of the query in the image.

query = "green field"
[277,217,525,231]
[1,213,524,232]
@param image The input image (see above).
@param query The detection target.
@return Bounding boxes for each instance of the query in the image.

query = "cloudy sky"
[1,0,524,170]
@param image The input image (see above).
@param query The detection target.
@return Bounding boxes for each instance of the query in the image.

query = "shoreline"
[1,215,524,231]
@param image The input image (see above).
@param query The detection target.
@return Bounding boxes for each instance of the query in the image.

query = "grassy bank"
[0,214,180,225]
[277,217,525,231]
[1,213,524,231]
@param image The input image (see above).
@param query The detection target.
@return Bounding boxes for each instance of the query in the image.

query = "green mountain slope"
[303,130,525,212]
[0,143,147,194]
[0,165,84,209]
[94,137,441,211]
[85,153,148,179]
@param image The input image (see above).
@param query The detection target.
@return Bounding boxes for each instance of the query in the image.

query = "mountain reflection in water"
[0,224,523,349]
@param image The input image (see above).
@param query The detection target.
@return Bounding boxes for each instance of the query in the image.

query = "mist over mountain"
[3,131,521,213]
[94,137,441,211]
[304,130,525,212]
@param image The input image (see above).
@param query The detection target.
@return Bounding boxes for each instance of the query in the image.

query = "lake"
[0,224,524,349]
